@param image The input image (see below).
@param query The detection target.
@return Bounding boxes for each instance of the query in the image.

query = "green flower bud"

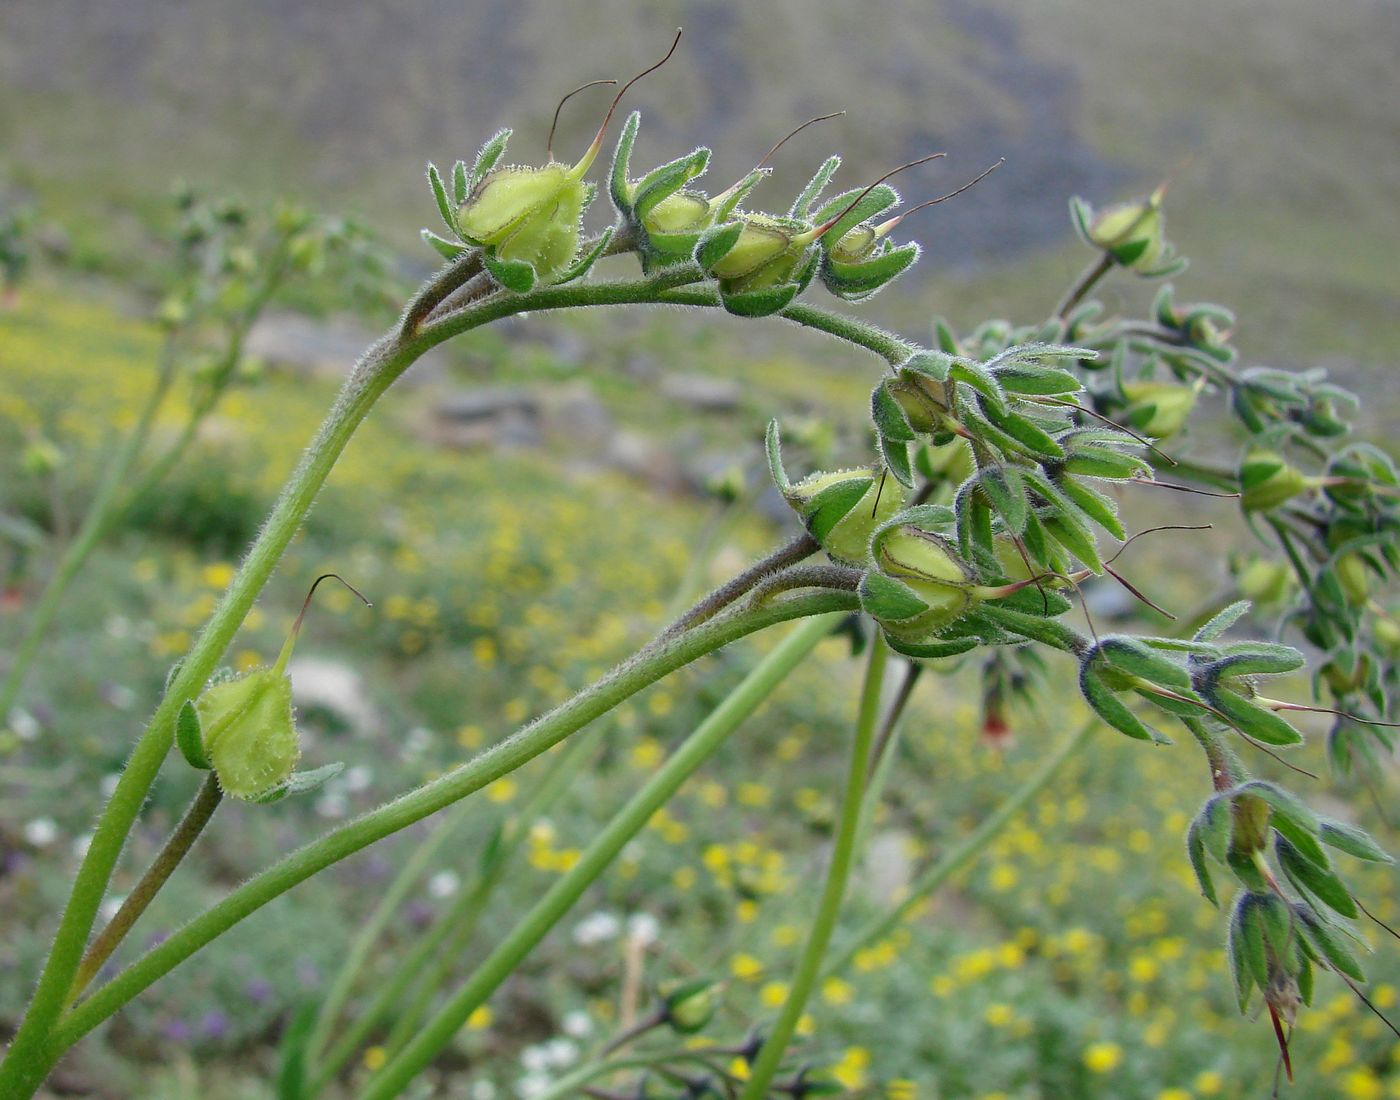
[1120,379,1199,439]
[1373,615,1400,661]
[20,437,64,478]
[887,372,950,434]
[1334,552,1370,606]
[783,467,907,566]
[1322,652,1372,696]
[659,978,720,1034]
[866,524,980,641]
[701,214,811,288]
[1087,185,1168,271]
[1239,449,1310,513]
[194,667,299,801]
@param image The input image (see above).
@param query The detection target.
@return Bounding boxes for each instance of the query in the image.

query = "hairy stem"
[662,532,819,638]
[738,635,890,1100]
[358,613,842,1100]
[1054,252,1114,320]
[67,772,223,1002]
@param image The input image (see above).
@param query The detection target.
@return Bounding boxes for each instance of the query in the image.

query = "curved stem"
[49,592,854,1065]
[0,335,179,716]
[358,612,842,1100]
[661,532,818,639]
[743,563,861,609]
[823,716,1097,979]
[1054,253,1114,320]
[778,302,913,367]
[66,772,223,1003]
[737,635,890,1100]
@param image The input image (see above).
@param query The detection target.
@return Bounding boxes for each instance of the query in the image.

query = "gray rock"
[659,373,743,413]
[247,311,447,385]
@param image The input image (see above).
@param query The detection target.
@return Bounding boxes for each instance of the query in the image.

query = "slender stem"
[662,533,818,639]
[48,592,855,1068]
[742,564,862,608]
[66,772,223,1002]
[867,661,920,778]
[1054,253,1114,320]
[0,334,179,716]
[303,801,475,1074]
[822,716,1097,979]
[358,613,842,1100]
[399,250,484,337]
[737,636,890,1100]
[778,302,913,367]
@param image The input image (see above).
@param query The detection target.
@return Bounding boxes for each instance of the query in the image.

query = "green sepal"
[1096,636,1191,690]
[1079,661,1161,742]
[805,478,874,543]
[979,466,1028,533]
[1021,469,1103,571]
[994,365,1083,396]
[872,381,916,442]
[428,163,459,235]
[986,581,1073,618]
[1207,686,1304,746]
[980,604,1085,654]
[948,358,1006,412]
[1230,780,1325,868]
[1295,905,1365,981]
[714,170,767,223]
[163,658,186,694]
[859,571,931,622]
[1061,446,1151,481]
[765,419,790,492]
[933,317,959,355]
[821,242,920,301]
[812,184,899,244]
[1226,896,1257,1011]
[482,250,537,293]
[634,149,712,221]
[719,281,800,318]
[1213,642,1305,677]
[694,221,745,271]
[176,700,210,770]
[880,436,913,489]
[1195,600,1251,642]
[422,229,469,261]
[610,112,641,213]
[1277,836,1358,919]
[253,761,345,805]
[901,349,954,382]
[1199,795,1233,863]
[1319,819,1393,863]
[553,227,614,285]
[471,128,512,189]
[452,160,469,205]
[1186,816,1219,905]
[979,402,1064,459]
[885,634,979,661]
[1056,475,1123,539]
[791,155,841,220]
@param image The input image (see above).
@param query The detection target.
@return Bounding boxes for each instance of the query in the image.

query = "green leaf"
[1022,469,1102,571]
[610,111,641,212]
[471,128,511,189]
[1277,836,1359,919]
[885,635,979,660]
[1079,662,1160,742]
[1296,906,1365,981]
[1207,686,1304,746]
[871,381,916,442]
[1227,896,1259,1011]
[805,478,872,543]
[175,700,210,770]
[1057,475,1124,539]
[813,184,899,243]
[1186,818,1219,905]
[980,604,1085,654]
[695,221,745,271]
[1196,600,1251,642]
[765,420,790,492]
[553,227,614,285]
[995,365,1083,396]
[1097,636,1191,690]
[979,402,1065,460]
[719,281,801,318]
[1061,446,1151,481]
[1319,819,1394,864]
[948,358,1006,412]
[276,1001,319,1100]
[452,160,469,205]
[1199,795,1232,863]
[979,466,1028,534]
[482,250,536,293]
[791,155,841,220]
[427,163,458,235]
[880,435,914,489]
[859,572,930,622]
[421,229,468,261]
[822,242,921,300]
[634,149,712,221]
[1214,642,1305,677]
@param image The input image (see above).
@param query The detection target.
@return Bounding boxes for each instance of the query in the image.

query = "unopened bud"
[659,978,719,1034]
[1120,379,1199,439]
[1087,188,1167,271]
[1239,450,1310,513]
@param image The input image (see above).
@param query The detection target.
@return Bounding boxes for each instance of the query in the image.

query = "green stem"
[47,592,854,1071]
[67,772,223,1002]
[737,635,890,1100]
[1054,252,1114,320]
[0,335,179,716]
[303,801,475,1076]
[779,302,913,367]
[822,716,1097,980]
[358,613,842,1100]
